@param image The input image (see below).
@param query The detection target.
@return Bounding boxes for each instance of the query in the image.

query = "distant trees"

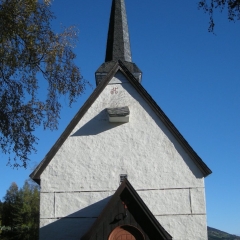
[0,0,86,168]
[0,200,2,227]
[0,180,39,240]
[198,0,240,32]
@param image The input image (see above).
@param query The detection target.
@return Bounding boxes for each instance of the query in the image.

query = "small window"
[120,174,128,183]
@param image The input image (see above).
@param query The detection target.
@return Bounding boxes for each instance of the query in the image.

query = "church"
[30,0,212,239]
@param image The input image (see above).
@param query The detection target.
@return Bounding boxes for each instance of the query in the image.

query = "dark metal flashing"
[105,0,132,62]
[96,61,141,75]
[30,60,211,183]
[95,60,142,85]
[81,179,173,240]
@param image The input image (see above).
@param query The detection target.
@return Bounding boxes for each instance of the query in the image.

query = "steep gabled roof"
[30,60,211,184]
[81,178,173,240]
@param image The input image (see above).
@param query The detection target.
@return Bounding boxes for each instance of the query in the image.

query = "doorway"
[108,225,145,240]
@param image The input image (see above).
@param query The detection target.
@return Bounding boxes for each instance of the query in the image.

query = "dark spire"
[95,0,142,85]
[105,0,132,62]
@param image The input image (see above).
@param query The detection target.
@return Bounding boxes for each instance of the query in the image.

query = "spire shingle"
[95,0,142,85]
[105,0,132,62]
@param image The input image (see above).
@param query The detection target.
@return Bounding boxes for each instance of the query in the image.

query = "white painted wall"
[39,71,207,240]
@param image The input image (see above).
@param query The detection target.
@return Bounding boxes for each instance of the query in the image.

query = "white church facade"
[30,0,212,239]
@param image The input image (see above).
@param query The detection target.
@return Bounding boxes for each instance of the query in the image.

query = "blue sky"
[1,0,240,235]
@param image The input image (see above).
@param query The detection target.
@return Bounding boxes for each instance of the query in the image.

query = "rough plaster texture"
[191,187,206,214]
[40,193,54,218]
[157,215,208,240]
[39,71,207,239]
[55,192,111,218]
[41,71,204,192]
[138,189,191,215]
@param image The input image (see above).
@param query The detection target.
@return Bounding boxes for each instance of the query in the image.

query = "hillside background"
[208,227,240,240]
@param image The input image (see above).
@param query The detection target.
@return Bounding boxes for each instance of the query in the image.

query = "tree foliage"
[198,0,240,32]
[0,180,39,240]
[0,200,2,227]
[0,0,86,168]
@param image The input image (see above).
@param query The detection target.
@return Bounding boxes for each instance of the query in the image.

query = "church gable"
[35,63,208,193]
[31,61,210,189]
[81,179,172,240]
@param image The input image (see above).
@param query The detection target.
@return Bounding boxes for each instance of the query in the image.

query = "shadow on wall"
[72,83,204,179]
[71,110,125,136]
[40,197,111,240]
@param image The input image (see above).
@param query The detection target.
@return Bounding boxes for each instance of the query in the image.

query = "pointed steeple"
[105,0,132,62]
[95,0,142,85]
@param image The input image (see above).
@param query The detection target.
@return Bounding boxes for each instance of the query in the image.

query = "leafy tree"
[198,0,240,32]
[20,180,39,239]
[0,0,86,168]
[1,182,23,239]
[0,180,39,240]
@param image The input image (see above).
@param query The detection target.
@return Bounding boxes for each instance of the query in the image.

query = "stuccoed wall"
[39,71,207,240]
